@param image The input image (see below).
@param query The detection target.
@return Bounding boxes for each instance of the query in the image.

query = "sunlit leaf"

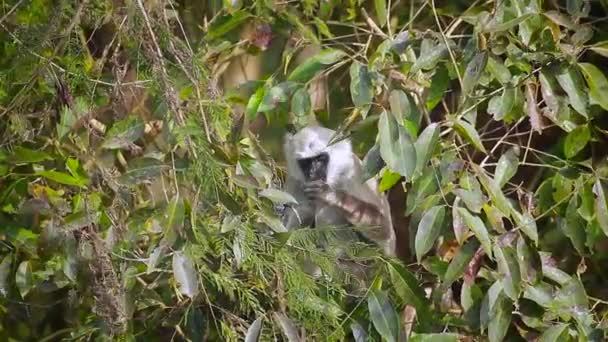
[409,333,460,342]
[246,86,266,120]
[36,170,88,188]
[374,0,387,27]
[172,250,199,298]
[379,169,401,192]
[368,289,401,342]
[15,261,33,298]
[245,317,263,342]
[415,205,445,262]
[589,41,608,58]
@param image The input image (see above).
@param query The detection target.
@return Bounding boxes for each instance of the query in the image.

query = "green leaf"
[172,250,199,298]
[406,169,438,215]
[488,295,512,342]
[462,51,488,96]
[409,333,460,342]
[349,62,374,116]
[362,144,385,181]
[117,158,170,186]
[454,119,487,153]
[539,324,569,342]
[36,170,88,188]
[0,256,11,296]
[387,261,430,319]
[457,208,493,259]
[368,289,401,342]
[414,123,440,176]
[291,87,311,117]
[101,116,145,150]
[415,205,446,262]
[246,86,265,120]
[578,62,608,111]
[312,17,333,39]
[378,110,416,179]
[563,125,590,158]
[516,236,542,285]
[493,245,521,301]
[10,146,52,164]
[589,41,608,58]
[258,82,295,113]
[15,261,33,298]
[379,169,401,192]
[483,13,533,33]
[512,210,539,245]
[206,10,251,40]
[473,164,512,218]
[259,188,298,205]
[555,65,589,118]
[288,49,347,82]
[245,317,263,342]
[561,197,587,255]
[374,0,387,27]
[442,239,479,290]
[593,179,608,236]
[494,147,519,188]
[389,89,409,122]
[426,65,450,111]
[487,56,512,85]
[411,41,448,73]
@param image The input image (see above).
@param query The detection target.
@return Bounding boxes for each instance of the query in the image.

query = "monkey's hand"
[302,179,331,201]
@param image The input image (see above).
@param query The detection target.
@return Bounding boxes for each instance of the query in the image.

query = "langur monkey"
[281,125,396,258]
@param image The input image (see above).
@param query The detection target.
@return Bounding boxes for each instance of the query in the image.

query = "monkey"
[281,125,397,260]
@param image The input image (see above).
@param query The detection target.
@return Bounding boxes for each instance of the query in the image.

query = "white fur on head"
[284,125,355,187]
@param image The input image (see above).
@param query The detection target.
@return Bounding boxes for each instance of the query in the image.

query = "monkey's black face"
[297,152,329,181]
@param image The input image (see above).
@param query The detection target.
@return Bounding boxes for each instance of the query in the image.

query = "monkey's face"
[297,152,329,181]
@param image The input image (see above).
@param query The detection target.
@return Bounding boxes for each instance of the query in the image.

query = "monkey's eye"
[317,152,329,163]
[297,158,312,172]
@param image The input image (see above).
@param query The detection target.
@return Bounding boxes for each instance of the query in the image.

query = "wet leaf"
[172,250,199,298]
[368,289,400,342]
[378,110,416,179]
[415,205,446,262]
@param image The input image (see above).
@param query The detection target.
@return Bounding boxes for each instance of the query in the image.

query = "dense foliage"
[1,0,608,341]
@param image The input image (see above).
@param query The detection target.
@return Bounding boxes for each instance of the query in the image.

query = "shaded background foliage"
[1,0,608,341]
